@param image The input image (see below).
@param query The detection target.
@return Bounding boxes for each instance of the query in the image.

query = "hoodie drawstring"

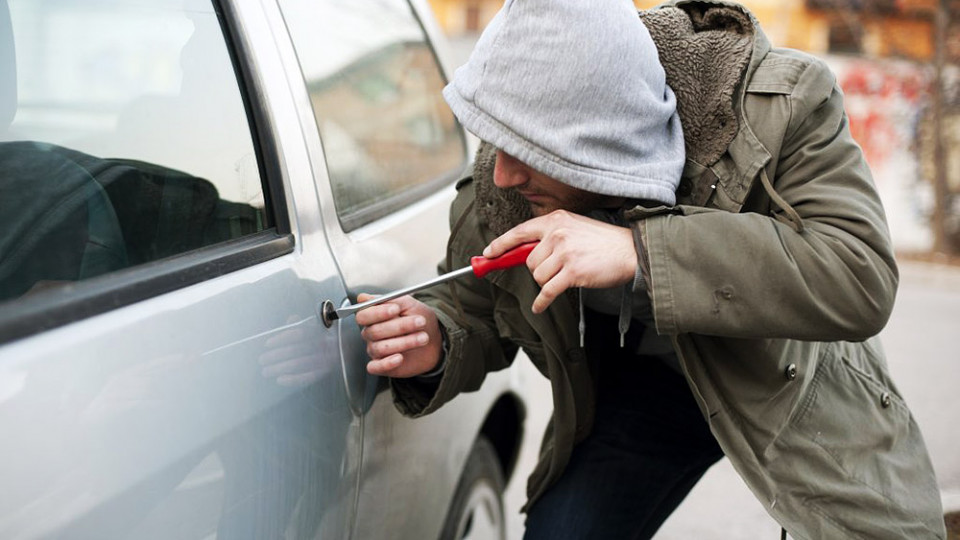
[578,287,586,348]
[577,284,633,350]
[759,167,804,233]
[618,282,632,348]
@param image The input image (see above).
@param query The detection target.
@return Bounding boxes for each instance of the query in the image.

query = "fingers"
[366,354,404,376]
[384,294,423,313]
[519,231,567,313]
[483,213,562,257]
[364,330,429,360]
[354,292,429,360]
[354,293,442,378]
[355,294,429,347]
[532,269,571,314]
[482,210,639,315]
[529,247,561,286]
[361,313,427,342]
[354,293,424,326]
[354,300,400,326]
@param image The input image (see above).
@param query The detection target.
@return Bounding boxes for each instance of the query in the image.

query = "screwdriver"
[329,241,539,321]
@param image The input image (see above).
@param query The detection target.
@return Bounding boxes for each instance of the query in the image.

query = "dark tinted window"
[0,0,266,302]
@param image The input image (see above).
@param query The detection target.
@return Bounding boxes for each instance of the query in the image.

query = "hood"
[641,1,758,167]
[443,0,685,205]
[472,1,763,236]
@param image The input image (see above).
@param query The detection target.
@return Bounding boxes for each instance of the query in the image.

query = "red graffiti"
[840,63,928,102]
[836,60,932,166]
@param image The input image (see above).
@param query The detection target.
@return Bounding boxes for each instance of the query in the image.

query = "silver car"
[0,0,528,538]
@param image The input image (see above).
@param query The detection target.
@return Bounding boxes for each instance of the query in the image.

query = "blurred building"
[429,0,956,62]
[427,0,501,35]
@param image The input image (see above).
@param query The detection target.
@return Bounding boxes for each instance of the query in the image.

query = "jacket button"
[880,392,891,408]
[784,364,797,380]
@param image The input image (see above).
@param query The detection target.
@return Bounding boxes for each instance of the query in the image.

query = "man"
[357,0,946,538]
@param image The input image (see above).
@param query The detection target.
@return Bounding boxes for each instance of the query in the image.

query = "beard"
[511,187,624,217]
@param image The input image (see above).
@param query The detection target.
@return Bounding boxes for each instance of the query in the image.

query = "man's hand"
[483,210,637,313]
[355,294,444,378]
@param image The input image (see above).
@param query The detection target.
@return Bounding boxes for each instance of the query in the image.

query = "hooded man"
[357,0,946,538]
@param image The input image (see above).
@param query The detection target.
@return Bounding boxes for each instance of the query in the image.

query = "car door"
[270,1,523,538]
[270,0,468,415]
[0,0,360,538]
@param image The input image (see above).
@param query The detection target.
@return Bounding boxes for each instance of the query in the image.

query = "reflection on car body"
[0,141,264,301]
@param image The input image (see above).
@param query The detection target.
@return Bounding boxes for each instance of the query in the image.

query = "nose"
[493,150,528,189]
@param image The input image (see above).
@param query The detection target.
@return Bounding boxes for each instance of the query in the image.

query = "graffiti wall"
[826,55,960,252]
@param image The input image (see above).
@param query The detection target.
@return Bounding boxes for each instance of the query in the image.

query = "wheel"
[439,436,506,540]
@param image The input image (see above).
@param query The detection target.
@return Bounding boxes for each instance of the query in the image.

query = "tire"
[439,436,506,540]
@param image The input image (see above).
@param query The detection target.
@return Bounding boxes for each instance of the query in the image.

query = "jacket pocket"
[777,345,943,537]
[791,346,909,485]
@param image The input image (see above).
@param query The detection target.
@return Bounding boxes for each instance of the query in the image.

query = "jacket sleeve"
[390,181,519,417]
[633,58,898,341]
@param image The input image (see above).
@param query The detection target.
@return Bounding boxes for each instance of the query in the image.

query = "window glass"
[0,0,267,302]
[277,0,466,231]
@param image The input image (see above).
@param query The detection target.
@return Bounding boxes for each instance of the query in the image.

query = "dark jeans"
[524,313,724,539]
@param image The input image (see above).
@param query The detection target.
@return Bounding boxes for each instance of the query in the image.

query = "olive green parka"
[393,2,945,538]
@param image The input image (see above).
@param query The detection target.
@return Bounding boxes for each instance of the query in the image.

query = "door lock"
[318,300,336,328]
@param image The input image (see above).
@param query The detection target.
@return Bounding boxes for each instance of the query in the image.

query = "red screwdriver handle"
[470,241,539,279]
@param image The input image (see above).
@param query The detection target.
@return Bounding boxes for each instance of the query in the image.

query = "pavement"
[502,259,960,539]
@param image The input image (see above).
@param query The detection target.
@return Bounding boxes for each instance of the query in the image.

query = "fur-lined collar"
[474,2,761,235]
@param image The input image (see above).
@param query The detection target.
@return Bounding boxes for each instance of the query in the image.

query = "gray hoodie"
[442,0,684,204]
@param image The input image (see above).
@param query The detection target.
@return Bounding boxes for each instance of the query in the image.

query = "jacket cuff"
[415,326,449,380]
[630,220,652,294]
[631,237,648,292]
[637,213,679,335]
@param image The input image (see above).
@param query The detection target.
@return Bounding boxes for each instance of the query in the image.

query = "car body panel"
[0,0,360,536]
[0,255,358,539]
[260,2,526,537]
[0,0,526,538]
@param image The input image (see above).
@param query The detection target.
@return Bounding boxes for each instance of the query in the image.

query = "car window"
[0,0,267,303]
[276,0,466,231]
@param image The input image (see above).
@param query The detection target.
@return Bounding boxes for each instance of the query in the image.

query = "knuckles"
[550,227,572,243]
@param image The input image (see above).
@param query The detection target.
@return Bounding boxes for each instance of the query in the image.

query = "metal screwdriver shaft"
[331,241,539,320]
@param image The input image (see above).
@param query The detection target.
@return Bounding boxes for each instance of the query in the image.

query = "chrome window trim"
[0,233,294,344]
